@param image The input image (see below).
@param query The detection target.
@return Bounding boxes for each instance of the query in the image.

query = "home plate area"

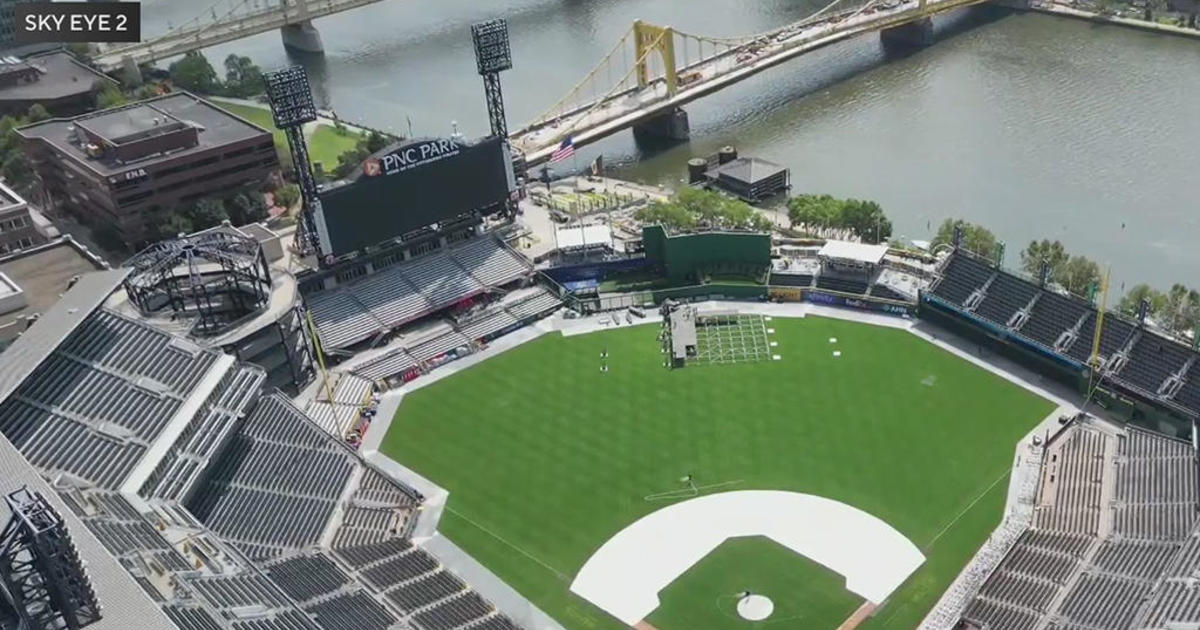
[569,490,924,628]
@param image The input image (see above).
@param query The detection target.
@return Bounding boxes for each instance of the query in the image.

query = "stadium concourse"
[0,268,527,630]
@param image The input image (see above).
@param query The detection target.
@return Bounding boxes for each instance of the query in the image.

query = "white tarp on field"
[569,490,925,625]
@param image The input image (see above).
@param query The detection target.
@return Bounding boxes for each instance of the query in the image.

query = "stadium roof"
[0,266,127,402]
[818,240,888,265]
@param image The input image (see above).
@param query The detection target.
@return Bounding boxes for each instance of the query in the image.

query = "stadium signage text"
[364,139,463,177]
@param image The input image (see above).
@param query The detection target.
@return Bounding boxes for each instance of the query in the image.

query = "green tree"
[1118,284,1166,319]
[186,197,229,230]
[1055,255,1101,296]
[222,54,265,98]
[634,201,697,231]
[839,199,892,244]
[333,132,394,179]
[1161,284,1200,332]
[273,183,300,210]
[931,218,997,258]
[169,52,220,94]
[96,85,127,110]
[225,192,267,225]
[154,211,193,240]
[1,152,30,188]
[1020,239,1069,278]
[25,104,50,123]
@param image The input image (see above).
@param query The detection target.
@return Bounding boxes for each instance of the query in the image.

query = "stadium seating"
[869,283,908,301]
[1034,427,1109,534]
[503,288,561,321]
[973,273,1038,327]
[304,373,375,438]
[144,365,266,502]
[962,424,1200,629]
[1025,292,1090,354]
[307,592,397,630]
[187,395,356,556]
[0,308,229,489]
[931,253,992,307]
[413,592,495,630]
[307,236,532,351]
[769,272,813,287]
[385,571,465,612]
[232,610,319,630]
[814,273,869,295]
[1121,334,1193,395]
[266,554,352,603]
[164,606,225,630]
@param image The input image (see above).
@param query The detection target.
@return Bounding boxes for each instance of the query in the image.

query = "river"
[139,0,1200,292]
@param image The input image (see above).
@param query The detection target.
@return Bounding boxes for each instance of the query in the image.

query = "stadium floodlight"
[264,66,317,129]
[471,19,512,76]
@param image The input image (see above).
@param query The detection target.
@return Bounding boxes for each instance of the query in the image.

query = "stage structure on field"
[0,488,101,630]
[660,300,773,368]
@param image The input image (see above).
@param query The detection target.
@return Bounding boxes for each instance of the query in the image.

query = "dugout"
[641,225,770,283]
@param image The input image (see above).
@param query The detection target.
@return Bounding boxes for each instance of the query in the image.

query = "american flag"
[549,137,575,163]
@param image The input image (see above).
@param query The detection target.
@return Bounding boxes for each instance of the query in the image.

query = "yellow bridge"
[512,0,1016,166]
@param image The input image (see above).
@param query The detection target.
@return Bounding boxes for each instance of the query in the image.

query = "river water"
[139,0,1200,292]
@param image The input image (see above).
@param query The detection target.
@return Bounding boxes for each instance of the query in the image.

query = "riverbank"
[1030,1,1200,38]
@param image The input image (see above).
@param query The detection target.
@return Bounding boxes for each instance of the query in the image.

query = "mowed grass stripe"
[386,316,1053,629]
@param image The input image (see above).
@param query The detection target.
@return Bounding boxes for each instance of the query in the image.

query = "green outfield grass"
[383,316,1053,629]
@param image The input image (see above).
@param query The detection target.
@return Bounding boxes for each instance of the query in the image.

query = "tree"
[273,184,300,210]
[839,199,891,244]
[332,132,395,179]
[1118,284,1166,319]
[634,201,697,231]
[96,85,127,110]
[787,194,841,230]
[931,218,997,258]
[154,211,193,240]
[1056,255,1101,296]
[1161,284,1200,332]
[186,197,229,230]
[1,152,31,188]
[225,193,267,225]
[223,54,264,98]
[169,52,220,94]
[25,104,50,123]
[1020,239,1069,278]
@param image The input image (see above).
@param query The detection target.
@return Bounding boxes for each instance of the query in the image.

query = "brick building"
[0,179,45,255]
[0,51,118,117]
[17,92,278,249]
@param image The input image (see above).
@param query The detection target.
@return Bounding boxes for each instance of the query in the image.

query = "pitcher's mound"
[736,594,774,621]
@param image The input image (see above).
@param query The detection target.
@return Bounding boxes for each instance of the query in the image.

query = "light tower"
[263,66,326,262]
[471,18,523,206]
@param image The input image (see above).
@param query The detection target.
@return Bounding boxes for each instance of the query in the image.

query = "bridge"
[92,0,383,72]
[511,0,1019,167]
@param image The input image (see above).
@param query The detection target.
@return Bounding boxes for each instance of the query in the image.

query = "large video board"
[317,136,512,257]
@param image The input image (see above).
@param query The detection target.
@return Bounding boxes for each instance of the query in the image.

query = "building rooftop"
[818,240,889,266]
[709,156,787,184]
[0,51,114,102]
[17,92,271,177]
[0,236,108,334]
[0,179,25,211]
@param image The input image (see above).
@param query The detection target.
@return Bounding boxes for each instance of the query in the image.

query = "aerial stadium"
[2,62,1200,630]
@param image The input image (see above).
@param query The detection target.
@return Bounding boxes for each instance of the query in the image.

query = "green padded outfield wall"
[641,225,771,282]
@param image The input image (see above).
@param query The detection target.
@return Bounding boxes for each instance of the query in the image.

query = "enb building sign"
[15,2,141,43]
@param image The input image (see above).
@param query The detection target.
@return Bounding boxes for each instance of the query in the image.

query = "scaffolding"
[123,229,273,337]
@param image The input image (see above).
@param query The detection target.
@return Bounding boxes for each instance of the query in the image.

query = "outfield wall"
[642,225,771,282]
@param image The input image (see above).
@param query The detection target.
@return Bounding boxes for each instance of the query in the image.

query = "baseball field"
[383,314,1053,629]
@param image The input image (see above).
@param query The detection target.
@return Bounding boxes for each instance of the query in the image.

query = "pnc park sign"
[363,138,463,177]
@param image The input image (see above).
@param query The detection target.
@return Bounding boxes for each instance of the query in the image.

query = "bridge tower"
[280,0,325,53]
[631,21,689,143]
